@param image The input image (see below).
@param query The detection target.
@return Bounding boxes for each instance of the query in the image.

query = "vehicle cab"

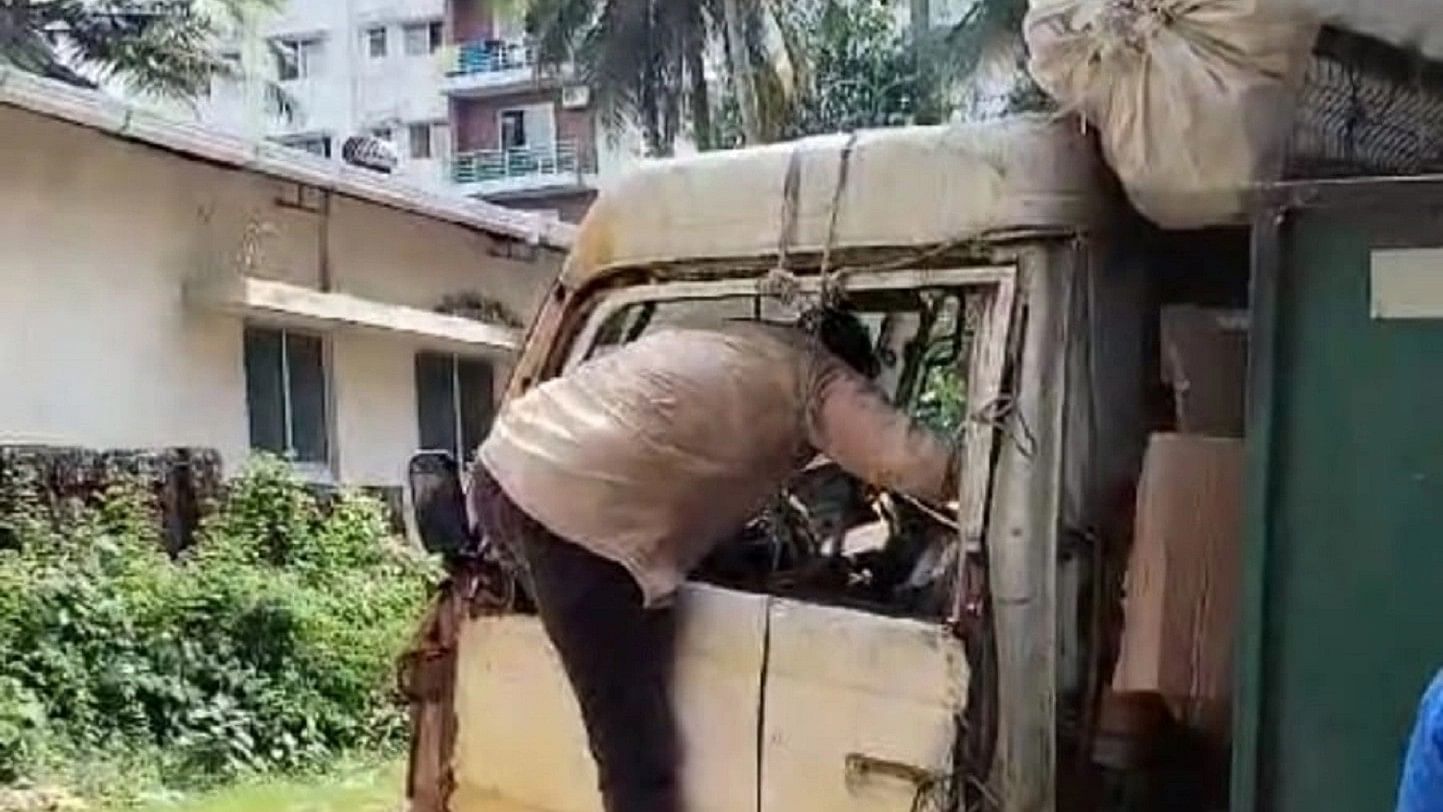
[403,114,1127,812]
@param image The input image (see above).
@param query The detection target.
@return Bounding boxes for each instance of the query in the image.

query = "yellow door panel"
[450,585,768,812]
[760,599,968,812]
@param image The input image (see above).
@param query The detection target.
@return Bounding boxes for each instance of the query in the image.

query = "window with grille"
[244,326,330,465]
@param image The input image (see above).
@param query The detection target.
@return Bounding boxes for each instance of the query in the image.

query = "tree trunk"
[911,0,931,38]
[687,47,713,151]
[721,0,761,144]
[640,1,669,157]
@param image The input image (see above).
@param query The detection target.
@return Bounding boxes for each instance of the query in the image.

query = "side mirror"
[408,451,476,558]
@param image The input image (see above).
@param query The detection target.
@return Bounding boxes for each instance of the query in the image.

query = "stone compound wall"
[0,446,224,554]
[0,446,408,552]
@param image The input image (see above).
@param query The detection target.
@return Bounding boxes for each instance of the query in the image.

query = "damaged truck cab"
[403,114,1143,812]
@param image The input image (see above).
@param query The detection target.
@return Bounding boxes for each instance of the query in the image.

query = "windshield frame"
[562,265,1014,372]
[559,263,1018,621]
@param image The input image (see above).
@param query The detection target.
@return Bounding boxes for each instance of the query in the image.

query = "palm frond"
[0,4,94,86]
[559,0,708,155]
[1,0,282,101]
[576,0,646,146]
[522,0,761,152]
[766,0,809,98]
[525,0,597,67]
[199,0,281,29]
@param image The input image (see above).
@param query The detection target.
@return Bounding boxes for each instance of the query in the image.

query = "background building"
[0,67,572,490]
[147,0,456,189]
[172,0,613,219]
[440,0,604,222]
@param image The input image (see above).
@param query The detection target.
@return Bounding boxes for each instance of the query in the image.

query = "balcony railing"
[452,141,587,187]
[450,40,534,76]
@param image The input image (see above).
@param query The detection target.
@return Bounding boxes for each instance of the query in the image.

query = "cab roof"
[561,114,1104,289]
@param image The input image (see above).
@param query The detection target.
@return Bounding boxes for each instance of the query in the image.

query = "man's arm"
[804,360,959,505]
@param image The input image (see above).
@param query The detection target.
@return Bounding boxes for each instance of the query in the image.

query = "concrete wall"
[450,0,495,43]
[0,105,560,486]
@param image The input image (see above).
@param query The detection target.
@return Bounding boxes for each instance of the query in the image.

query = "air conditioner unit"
[561,85,591,110]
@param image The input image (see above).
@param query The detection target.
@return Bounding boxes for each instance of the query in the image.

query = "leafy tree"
[718,0,1046,144]
[522,0,773,155]
[520,0,1044,152]
[770,0,942,139]
[0,0,280,102]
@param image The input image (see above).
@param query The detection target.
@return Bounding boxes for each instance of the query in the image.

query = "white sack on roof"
[1025,0,1318,228]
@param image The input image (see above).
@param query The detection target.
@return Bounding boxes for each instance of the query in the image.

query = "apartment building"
[184,0,454,188]
[440,0,602,222]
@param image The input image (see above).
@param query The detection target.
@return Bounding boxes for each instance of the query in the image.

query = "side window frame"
[557,265,1018,617]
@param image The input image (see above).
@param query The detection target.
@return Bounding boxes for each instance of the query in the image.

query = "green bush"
[0,456,437,801]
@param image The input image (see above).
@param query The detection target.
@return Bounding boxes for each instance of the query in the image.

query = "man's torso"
[480,324,827,604]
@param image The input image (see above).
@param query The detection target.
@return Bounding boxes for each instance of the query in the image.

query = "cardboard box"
[1160,306,1249,437]
[1113,433,1244,752]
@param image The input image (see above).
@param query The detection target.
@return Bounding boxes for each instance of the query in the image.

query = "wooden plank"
[1112,434,1244,753]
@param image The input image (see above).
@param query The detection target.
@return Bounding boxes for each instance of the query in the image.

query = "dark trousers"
[473,473,679,812]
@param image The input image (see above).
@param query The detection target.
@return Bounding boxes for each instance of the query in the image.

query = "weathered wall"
[326,195,549,320]
[507,192,597,226]
[330,331,426,486]
[0,105,561,486]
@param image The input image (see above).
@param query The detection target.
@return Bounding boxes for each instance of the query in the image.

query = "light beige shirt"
[480,323,957,605]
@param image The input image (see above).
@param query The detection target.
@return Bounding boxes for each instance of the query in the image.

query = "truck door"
[450,585,768,812]
[448,586,968,812]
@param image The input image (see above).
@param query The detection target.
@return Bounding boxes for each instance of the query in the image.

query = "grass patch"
[125,757,404,812]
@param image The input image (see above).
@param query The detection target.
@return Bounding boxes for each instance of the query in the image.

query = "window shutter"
[244,327,286,454]
[456,357,494,461]
[416,352,458,458]
[285,332,329,463]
